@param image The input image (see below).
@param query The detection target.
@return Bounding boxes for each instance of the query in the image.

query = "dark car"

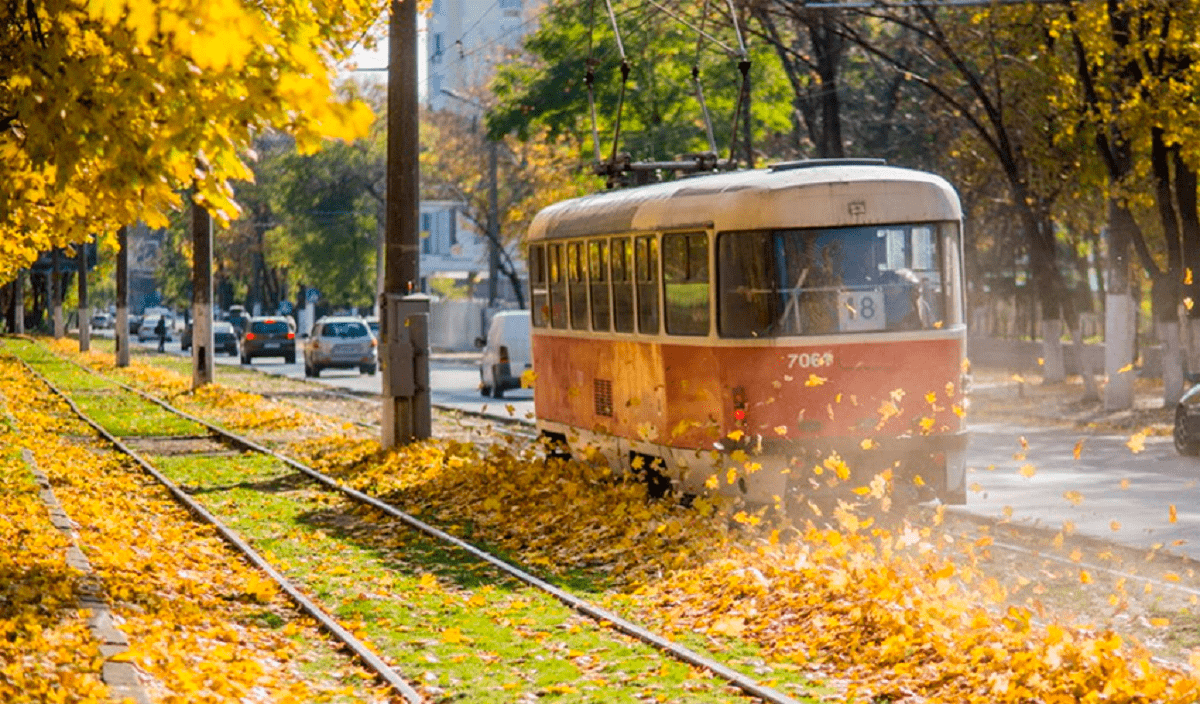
[240,316,296,365]
[1176,376,1200,455]
[181,320,240,356]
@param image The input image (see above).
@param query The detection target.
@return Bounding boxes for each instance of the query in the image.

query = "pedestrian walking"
[155,316,167,352]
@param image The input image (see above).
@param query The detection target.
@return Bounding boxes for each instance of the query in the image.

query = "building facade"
[425,0,539,112]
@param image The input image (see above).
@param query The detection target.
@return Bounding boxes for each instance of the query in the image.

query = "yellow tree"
[0,0,381,283]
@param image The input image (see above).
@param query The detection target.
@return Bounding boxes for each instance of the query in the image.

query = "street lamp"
[440,88,500,309]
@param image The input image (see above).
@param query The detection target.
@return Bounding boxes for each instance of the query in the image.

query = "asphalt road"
[130,334,1199,561]
[961,424,1200,560]
[142,335,536,420]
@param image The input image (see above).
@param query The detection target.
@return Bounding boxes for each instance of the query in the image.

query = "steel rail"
[16,356,426,704]
[45,347,808,704]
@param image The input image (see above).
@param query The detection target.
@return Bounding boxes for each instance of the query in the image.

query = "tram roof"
[528,162,962,241]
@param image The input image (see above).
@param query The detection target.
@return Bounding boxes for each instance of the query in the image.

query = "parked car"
[227,304,248,335]
[475,310,531,398]
[364,315,380,339]
[136,315,173,342]
[90,312,112,329]
[181,320,240,356]
[304,316,377,377]
[1175,374,1200,455]
[240,316,296,364]
[128,314,142,335]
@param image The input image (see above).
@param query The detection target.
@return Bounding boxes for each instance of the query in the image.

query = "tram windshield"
[718,223,960,338]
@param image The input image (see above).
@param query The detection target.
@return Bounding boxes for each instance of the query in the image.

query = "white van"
[476,310,531,399]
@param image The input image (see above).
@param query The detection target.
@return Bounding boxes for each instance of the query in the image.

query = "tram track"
[15,341,809,704]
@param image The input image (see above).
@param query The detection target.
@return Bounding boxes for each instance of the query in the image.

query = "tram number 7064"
[787,352,834,369]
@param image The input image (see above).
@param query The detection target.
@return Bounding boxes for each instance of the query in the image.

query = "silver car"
[303,316,377,377]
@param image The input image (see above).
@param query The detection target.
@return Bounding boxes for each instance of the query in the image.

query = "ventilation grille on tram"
[594,379,613,417]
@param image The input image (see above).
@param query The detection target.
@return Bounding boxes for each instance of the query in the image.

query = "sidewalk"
[969,368,1173,435]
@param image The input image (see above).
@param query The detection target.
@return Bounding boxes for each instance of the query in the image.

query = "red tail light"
[499,345,510,364]
[245,332,256,341]
[287,332,295,340]
[732,386,748,426]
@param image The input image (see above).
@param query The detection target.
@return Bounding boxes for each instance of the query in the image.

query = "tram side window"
[548,243,568,329]
[940,223,964,326]
[588,240,611,331]
[568,241,588,330]
[529,244,547,328]
[718,233,776,337]
[611,237,635,333]
[664,233,710,335]
[635,235,660,334]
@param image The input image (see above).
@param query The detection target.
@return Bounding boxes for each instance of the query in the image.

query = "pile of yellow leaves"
[0,353,375,702]
[293,432,1200,702]
[0,425,109,703]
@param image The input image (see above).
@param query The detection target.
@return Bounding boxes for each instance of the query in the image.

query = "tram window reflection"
[611,237,635,332]
[530,244,547,328]
[664,233,710,335]
[548,243,568,329]
[588,240,611,331]
[568,241,588,330]
[635,235,659,334]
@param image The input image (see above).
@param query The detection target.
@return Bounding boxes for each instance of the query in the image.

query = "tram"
[527,160,968,507]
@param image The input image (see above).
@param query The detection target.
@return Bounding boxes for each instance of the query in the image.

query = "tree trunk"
[1105,197,1137,411]
[1041,318,1066,383]
[1070,318,1100,402]
[1160,318,1184,406]
[13,270,24,334]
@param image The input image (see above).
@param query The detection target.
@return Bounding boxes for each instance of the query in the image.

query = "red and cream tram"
[527,160,968,507]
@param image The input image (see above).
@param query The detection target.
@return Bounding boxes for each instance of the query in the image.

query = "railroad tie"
[23,448,152,704]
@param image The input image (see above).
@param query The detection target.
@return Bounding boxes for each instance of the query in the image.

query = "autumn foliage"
[0,0,379,284]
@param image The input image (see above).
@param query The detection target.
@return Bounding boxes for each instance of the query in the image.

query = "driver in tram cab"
[900,275,934,330]
[880,268,931,330]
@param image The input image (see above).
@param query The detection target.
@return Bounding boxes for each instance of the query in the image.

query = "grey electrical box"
[381,294,430,398]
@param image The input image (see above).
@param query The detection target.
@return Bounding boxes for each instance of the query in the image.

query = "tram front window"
[718,224,953,338]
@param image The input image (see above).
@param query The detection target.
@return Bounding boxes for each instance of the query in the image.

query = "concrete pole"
[13,269,23,334]
[77,244,90,352]
[192,202,214,388]
[51,249,63,338]
[382,0,430,447]
[115,226,130,367]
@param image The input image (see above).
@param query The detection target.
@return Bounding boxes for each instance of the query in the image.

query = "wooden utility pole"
[381,0,431,447]
[116,226,130,367]
[77,244,90,352]
[192,201,214,388]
